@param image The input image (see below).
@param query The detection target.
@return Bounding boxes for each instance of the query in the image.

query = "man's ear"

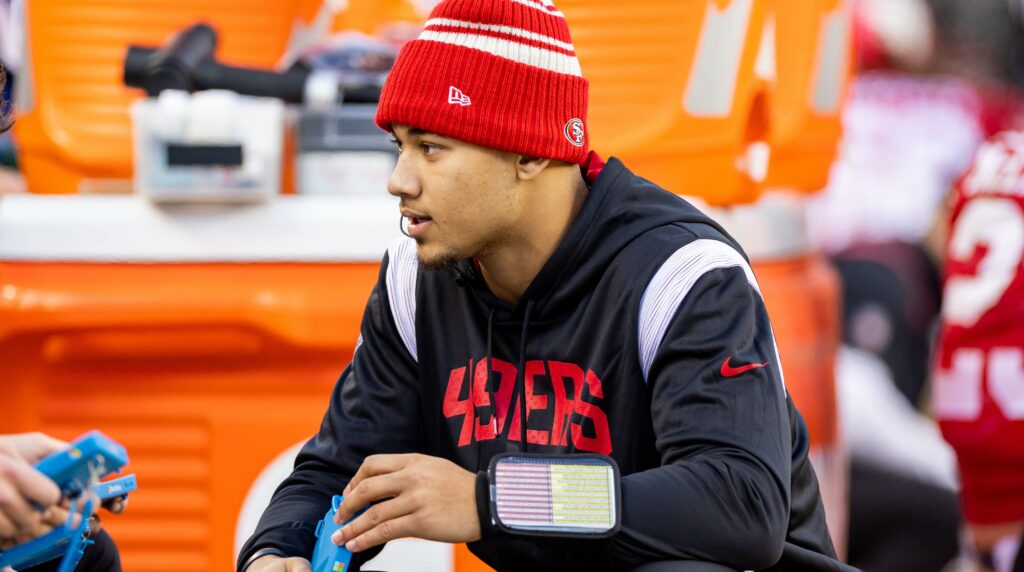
[516,155,551,181]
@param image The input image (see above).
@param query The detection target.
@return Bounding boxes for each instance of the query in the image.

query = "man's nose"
[387,154,421,199]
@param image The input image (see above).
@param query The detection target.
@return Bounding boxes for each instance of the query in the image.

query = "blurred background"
[2,0,1023,570]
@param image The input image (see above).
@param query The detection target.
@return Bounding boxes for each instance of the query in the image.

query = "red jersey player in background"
[935,129,1024,572]
[931,5,1024,571]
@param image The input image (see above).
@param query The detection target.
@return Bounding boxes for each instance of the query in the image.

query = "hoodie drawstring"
[513,301,534,452]
[477,307,497,471]
[478,301,535,467]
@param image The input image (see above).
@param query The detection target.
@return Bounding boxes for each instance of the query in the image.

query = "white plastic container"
[131,90,285,203]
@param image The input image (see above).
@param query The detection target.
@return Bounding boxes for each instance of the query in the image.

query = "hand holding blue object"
[312,495,368,572]
[0,431,135,572]
[34,431,129,499]
[0,497,95,572]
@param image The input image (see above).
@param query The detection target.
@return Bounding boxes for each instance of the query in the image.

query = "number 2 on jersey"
[936,197,1024,421]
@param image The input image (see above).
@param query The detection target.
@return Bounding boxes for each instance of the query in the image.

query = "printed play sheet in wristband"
[490,454,620,537]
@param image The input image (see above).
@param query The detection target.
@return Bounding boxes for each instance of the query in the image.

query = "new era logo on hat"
[448,86,472,106]
[375,0,590,163]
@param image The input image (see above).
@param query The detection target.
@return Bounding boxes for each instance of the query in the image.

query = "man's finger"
[5,433,68,464]
[0,477,46,535]
[345,514,417,552]
[343,454,414,496]
[39,504,83,532]
[103,497,128,514]
[0,510,18,539]
[1,458,61,509]
[336,473,404,523]
[334,495,414,546]
[41,505,69,527]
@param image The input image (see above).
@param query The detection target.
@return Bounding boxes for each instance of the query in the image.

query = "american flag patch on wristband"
[492,455,617,534]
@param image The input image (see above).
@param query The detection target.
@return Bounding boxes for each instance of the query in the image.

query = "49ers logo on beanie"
[376,0,590,164]
[564,118,585,147]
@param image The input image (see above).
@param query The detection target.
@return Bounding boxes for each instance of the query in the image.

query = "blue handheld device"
[34,430,129,499]
[311,495,367,572]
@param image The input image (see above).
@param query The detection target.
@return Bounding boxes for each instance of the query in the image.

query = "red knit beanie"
[375,0,589,163]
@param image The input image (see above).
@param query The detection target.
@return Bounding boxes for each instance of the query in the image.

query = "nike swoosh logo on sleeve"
[720,357,769,377]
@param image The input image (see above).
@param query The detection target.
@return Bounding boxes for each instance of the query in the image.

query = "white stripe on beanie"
[417,30,583,76]
[424,18,576,53]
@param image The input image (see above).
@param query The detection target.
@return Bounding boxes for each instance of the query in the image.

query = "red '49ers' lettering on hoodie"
[442,358,611,453]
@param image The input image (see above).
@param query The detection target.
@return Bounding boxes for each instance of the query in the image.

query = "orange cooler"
[0,263,372,570]
[0,194,395,571]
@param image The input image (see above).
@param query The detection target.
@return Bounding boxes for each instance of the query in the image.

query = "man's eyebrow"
[391,128,444,144]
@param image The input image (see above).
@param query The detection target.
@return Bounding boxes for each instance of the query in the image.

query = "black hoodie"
[238,157,855,571]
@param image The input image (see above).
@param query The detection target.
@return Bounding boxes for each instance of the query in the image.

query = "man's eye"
[389,138,403,151]
[422,143,442,156]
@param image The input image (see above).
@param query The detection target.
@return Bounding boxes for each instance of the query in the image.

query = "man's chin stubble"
[419,256,461,272]
[417,244,462,272]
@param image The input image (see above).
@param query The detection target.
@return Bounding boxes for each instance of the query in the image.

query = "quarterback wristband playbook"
[478,454,621,538]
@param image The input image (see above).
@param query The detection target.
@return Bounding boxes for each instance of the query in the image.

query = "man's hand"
[246,555,312,572]
[332,453,480,552]
[0,433,67,547]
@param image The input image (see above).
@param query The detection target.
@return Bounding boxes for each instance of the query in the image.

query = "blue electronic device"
[34,430,129,499]
[0,431,134,572]
[311,495,367,572]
